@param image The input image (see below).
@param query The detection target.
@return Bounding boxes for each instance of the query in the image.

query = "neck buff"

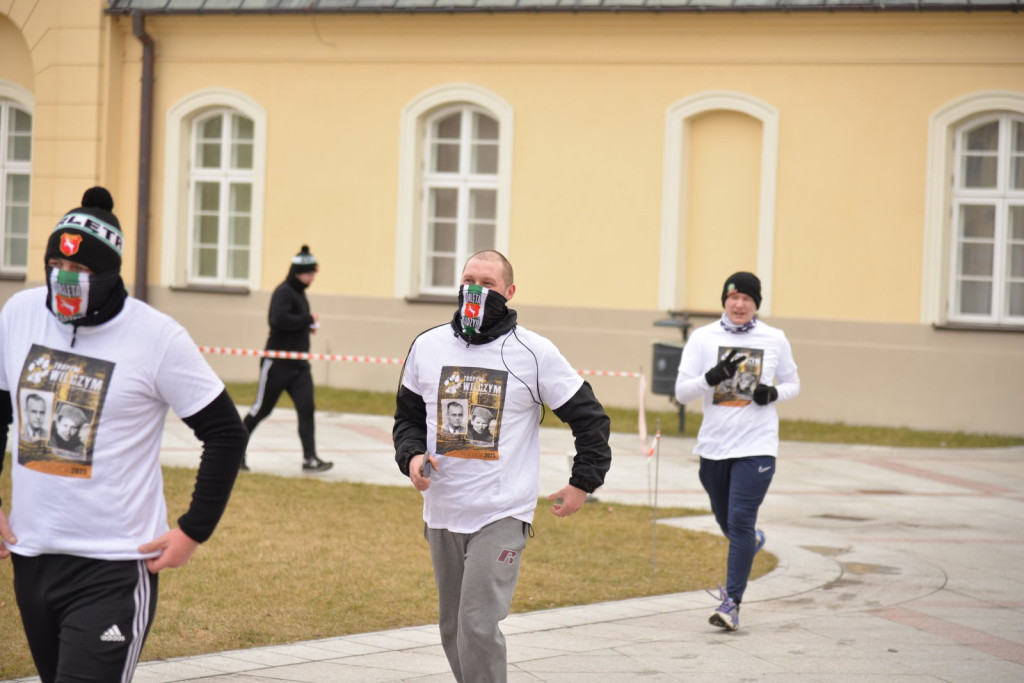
[450,284,517,344]
[46,267,127,327]
[719,311,757,334]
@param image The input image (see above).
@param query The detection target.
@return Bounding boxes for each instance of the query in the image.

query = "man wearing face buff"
[393,250,612,683]
[0,187,247,683]
[674,271,800,632]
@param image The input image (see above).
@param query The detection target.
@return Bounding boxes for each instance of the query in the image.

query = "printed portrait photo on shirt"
[435,366,507,460]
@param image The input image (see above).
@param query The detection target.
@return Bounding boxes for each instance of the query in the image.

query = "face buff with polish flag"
[48,268,92,323]
[459,284,489,337]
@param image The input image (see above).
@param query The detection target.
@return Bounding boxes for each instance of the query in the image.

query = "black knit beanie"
[289,245,318,277]
[721,271,762,309]
[44,187,124,274]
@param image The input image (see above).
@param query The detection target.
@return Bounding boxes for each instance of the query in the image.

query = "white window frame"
[946,114,1024,325]
[162,89,266,290]
[922,90,1024,326]
[419,104,501,295]
[658,91,779,315]
[395,84,513,299]
[0,81,34,276]
[187,108,256,286]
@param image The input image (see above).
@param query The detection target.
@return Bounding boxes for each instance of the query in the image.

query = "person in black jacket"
[393,250,612,683]
[242,245,332,473]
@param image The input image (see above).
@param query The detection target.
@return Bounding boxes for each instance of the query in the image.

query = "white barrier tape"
[198,346,405,365]
[199,346,644,378]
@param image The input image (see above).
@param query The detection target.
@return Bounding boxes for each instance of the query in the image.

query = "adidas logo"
[100,624,126,643]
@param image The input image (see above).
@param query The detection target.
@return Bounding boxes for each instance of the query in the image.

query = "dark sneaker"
[707,583,740,631]
[302,456,334,473]
[755,529,766,554]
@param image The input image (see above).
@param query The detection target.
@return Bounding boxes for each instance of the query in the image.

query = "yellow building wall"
[98,12,1024,325]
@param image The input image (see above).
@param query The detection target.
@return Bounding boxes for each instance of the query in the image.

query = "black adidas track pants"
[11,553,158,683]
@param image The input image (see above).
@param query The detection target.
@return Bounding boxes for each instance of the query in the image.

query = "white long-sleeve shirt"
[674,319,799,459]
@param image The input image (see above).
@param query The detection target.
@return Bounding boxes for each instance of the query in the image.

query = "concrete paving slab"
[4,410,1024,683]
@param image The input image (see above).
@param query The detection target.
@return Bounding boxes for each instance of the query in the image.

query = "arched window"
[420,105,500,293]
[162,89,266,290]
[948,113,1024,323]
[188,109,255,284]
[395,84,513,299]
[0,92,32,273]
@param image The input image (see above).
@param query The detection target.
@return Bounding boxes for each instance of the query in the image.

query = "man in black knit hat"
[674,270,800,632]
[0,187,247,683]
[242,245,332,473]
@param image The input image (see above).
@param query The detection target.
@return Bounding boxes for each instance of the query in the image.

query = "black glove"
[704,349,746,387]
[753,384,778,406]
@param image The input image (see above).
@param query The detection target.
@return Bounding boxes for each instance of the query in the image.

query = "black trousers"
[244,358,317,459]
[11,553,158,683]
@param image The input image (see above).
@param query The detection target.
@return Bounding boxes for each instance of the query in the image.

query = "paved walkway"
[7,412,1024,682]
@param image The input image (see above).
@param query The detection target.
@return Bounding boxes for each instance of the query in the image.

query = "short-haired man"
[442,401,464,435]
[20,394,47,442]
[394,250,612,683]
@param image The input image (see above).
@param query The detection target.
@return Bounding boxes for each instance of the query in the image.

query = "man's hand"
[139,528,199,574]
[409,453,437,492]
[753,384,779,406]
[547,485,587,518]
[0,509,16,560]
[705,349,747,387]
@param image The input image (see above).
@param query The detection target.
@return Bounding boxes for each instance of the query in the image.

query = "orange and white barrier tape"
[199,346,649,439]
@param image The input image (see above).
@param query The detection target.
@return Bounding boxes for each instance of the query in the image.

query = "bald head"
[461,250,516,300]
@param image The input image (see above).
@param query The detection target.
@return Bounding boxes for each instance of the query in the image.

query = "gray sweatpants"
[426,517,529,683]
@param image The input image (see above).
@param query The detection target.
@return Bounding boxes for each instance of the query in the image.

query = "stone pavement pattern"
[6,411,1024,682]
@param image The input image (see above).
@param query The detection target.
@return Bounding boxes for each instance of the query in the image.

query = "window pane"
[232,116,254,170]
[963,156,997,188]
[195,247,218,277]
[430,256,455,287]
[197,215,219,244]
[960,205,994,238]
[197,182,220,211]
[470,189,496,219]
[8,109,32,162]
[1013,120,1024,153]
[1011,206,1024,240]
[433,143,459,173]
[1010,245,1024,278]
[197,116,223,168]
[965,121,998,151]
[431,188,457,219]
[7,173,30,202]
[431,221,456,252]
[959,280,992,315]
[1009,282,1024,317]
[960,243,994,277]
[1012,157,1024,191]
[228,247,249,280]
[472,143,498,175]
[435,113,461,140]
[5,235,27,269]
[474,113,498,141]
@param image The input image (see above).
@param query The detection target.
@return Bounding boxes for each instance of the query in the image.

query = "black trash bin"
[651,342,686,433]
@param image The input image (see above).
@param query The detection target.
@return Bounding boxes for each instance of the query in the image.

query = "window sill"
[405,294,457,305]
[0,272,27,281]
[170,284,251,296]
[933,322,1024,333]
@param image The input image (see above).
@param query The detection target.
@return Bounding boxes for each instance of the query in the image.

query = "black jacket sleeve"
[176,389,248,543]
[393,384,427,477]
[0,389,10,508]
[552,381,612,494]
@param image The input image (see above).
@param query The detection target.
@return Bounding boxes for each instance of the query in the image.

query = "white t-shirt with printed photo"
[402,325,583,533]
[0,288,225,560]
